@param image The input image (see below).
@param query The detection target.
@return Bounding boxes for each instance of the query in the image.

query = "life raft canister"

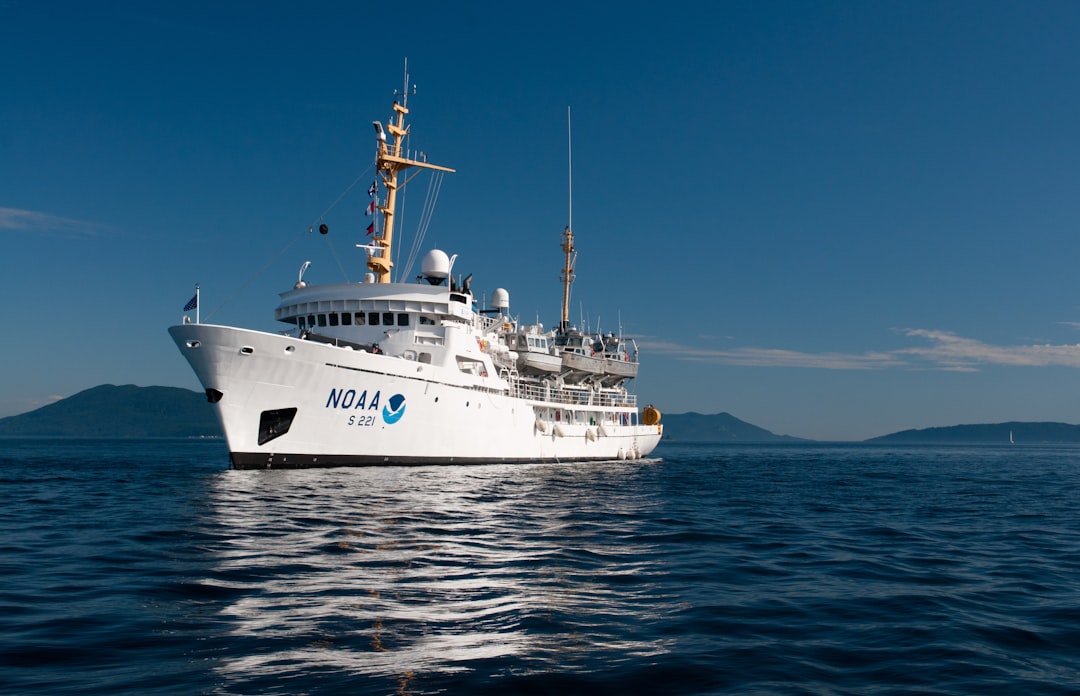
[641,405,662,426]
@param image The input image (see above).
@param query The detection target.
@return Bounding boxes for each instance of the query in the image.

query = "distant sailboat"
[1010,430,1015,444]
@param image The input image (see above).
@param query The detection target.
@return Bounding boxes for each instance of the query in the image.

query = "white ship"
[169,73,662,469]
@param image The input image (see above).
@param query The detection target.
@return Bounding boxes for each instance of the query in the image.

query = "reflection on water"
[204,461,675,686]
[7,440,1080,693]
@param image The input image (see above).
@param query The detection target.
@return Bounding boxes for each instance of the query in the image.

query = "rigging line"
[393,173,407,276]
[326,231,350,283]
[204,164,375,321]
[391,132,411,278]
[314,163,378,284]
[309,164,374,229]
[420,172,444,242]
[403,173,435,275]
[421,173,444,258]
[203,233,304,323]
[312,166,374,284]
[403,171,443,279]
[408,172,442,279]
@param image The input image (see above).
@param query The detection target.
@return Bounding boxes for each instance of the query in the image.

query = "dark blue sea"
[3,439,1080,695]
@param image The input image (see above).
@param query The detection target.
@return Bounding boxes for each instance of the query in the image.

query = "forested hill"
[0,384,221,437]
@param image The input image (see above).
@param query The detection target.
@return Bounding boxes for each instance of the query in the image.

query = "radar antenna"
[559,106,576,331]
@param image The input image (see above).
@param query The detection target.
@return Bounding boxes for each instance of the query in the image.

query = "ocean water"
[2,439,1080,695]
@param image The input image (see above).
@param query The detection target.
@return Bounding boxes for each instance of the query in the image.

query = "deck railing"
[508,380,637,408]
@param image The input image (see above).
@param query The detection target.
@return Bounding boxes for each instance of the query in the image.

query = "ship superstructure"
[169,71,661,468]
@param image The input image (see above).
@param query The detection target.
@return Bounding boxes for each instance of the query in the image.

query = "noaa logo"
[382,393,407,424]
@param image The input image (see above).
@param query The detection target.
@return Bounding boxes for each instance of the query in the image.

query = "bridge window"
[329,313,339,327]
[354,312,366,325]
[368,312,380,325]
[317,314,327,327]
[341,313,352,326]
[382,312,394,326]
[397,313,409,326]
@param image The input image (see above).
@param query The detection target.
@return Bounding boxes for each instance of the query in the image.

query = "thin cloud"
[638,329,1080,371]
[0,207,104,237]
[638,338,905,370]
[897,329,1080,369]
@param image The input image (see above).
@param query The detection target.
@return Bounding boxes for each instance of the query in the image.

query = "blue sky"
[4,1,1080,440]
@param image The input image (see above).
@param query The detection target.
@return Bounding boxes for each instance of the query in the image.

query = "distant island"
[659,411,806,443]
[866,422,1080,444]
[0,384,222,438]
[2,385,1078,444]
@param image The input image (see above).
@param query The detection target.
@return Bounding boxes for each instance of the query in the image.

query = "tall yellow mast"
[559,225,575,330]
[368,69,454,284]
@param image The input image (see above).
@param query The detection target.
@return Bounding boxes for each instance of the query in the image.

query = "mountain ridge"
[0,386,801,441]
[2,385,1077,443]
[0,384,221,437]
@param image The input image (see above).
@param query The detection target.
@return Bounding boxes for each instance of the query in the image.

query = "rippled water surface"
[3,439,1080,694]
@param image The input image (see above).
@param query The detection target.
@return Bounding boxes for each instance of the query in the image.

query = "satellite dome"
[491,288,510,310]
[422,249,450,279]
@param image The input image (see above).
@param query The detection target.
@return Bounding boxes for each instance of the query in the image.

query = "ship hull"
[169,324,662,469]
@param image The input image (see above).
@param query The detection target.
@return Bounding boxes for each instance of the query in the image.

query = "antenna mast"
[367,60,455,283]
[559,106,576,330]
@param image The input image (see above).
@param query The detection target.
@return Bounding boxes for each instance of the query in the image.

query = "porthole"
[185,340,201,349]
[284,346,295,353]
[240,346,254,355]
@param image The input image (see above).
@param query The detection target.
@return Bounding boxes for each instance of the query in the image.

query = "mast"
[559,106,576,330]
[368,63,455,284]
